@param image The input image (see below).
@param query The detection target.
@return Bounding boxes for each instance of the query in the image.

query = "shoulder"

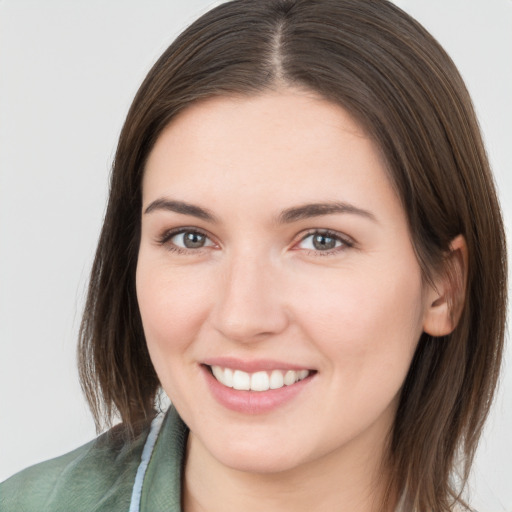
[0,423,149,512]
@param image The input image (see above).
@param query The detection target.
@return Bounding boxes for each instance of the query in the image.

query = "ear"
[423,235,468,337]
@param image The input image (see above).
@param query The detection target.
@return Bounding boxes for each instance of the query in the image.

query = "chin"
[197,419,335,475]
[210,442,308,475]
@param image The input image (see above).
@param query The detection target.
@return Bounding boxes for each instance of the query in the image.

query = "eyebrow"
[276,202,377,224]
[144,198,377,224]
[144,198,218,222]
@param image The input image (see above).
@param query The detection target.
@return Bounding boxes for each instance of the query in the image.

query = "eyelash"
[295,229,354,256]
[155,228,354,256]
[156,227,215,254]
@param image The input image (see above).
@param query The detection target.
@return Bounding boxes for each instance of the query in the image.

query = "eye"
[296,230,352,253]
[158,228,216,251]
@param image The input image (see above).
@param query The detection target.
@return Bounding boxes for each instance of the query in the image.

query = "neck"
[182,428,396,512]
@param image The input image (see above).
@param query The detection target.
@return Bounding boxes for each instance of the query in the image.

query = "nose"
[211,252,290,343]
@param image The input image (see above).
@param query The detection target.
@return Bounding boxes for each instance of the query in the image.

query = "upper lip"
[202,357,313,373]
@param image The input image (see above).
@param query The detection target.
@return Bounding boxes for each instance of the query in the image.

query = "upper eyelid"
[296,229,354,246]
[292,231,354,257]
[157,226,215,244]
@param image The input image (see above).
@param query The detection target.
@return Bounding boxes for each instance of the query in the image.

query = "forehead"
[142,89,401,224]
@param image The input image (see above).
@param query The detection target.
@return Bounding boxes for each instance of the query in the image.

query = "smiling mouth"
[208,365,313,392]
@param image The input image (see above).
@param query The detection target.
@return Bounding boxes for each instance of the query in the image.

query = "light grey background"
[0,1,511,510]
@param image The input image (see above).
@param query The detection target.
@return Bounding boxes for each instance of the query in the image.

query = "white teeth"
[224,368,234,387]
[211,365,224,382]
[269,370,284,389]
[298,369,309,380]
[251,371,269,391]
[210,366,310,391]
[284,370,296,386]
[233,369,251,390]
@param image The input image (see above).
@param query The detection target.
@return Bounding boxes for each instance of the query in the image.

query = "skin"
[136,89,457,512]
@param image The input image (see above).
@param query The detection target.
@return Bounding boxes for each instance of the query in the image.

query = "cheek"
[136,258,213,359]
[291,261,425,373]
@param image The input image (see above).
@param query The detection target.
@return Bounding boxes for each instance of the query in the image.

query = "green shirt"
[2,409,470,512]
[0,407,188,512]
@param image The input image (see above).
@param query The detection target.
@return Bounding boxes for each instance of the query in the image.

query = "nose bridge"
[212,248,288,342]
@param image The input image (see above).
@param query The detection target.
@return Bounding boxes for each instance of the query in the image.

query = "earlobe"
[423,235,468,337]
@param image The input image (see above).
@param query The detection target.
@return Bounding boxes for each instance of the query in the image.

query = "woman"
[1,1,506,511]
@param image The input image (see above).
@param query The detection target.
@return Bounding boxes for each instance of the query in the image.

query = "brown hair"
[78,1,507,510]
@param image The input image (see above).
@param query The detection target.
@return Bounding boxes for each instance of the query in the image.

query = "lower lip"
[202,365,314,415]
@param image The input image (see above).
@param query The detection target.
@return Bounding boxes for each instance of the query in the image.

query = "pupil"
[184,232,205,248]
[313,234,336,250]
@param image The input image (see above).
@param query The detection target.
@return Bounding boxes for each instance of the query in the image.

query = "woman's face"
[137,89,435,475]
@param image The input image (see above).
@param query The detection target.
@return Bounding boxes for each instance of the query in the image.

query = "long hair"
[78,1,507,510]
